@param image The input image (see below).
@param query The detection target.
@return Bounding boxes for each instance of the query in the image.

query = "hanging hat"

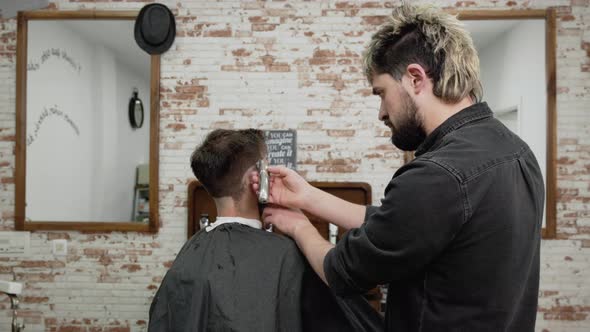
[134,3,176,55]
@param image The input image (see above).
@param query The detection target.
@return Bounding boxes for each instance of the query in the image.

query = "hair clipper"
[256,159,269,204]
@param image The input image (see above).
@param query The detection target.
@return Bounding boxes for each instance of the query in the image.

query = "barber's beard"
[390,91,426,151]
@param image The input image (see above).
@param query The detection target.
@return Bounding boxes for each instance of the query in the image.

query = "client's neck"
[214,195,260,220]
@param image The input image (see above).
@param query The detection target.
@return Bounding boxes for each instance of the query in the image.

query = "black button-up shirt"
[324,102,544,332]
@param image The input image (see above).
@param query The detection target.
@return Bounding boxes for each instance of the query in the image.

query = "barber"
[252,4,544,332]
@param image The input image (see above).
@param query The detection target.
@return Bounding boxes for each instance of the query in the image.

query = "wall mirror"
[460,9,556,238]
[15,11,160,232]
[405,9,556,238]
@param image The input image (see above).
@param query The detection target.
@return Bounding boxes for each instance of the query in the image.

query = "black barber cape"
[148,220,383,332]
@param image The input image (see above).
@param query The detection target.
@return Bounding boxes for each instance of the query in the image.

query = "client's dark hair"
[190,129,266,199]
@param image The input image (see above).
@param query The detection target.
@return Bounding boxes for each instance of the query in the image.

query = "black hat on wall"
[134,3,176,55]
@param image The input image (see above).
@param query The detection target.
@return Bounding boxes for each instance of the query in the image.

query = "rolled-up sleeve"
[324,159,466,295]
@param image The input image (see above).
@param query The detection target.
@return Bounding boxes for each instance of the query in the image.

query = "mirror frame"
[14,10,160,233]
[404,9,557,239]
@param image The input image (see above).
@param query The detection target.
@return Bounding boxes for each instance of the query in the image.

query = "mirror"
[460,10,556,238]
[405,10,556,238]
[15,11,160,232]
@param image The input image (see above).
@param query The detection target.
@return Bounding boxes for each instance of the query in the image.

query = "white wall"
[26,21,150,222]
[479,20,547,225]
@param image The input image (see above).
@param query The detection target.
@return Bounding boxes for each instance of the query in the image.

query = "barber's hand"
[262,205,313,238]
[250,165,312,210]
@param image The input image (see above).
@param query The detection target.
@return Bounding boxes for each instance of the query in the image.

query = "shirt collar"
[205,216,262,232]
[414,102,493,157]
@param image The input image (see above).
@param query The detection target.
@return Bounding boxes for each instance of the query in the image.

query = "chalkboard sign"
[264,130,297,170]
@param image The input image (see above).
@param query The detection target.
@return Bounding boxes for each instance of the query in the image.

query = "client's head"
[190,129,266,204]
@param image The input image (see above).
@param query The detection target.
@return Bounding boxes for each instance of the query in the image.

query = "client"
[148,129,383,332]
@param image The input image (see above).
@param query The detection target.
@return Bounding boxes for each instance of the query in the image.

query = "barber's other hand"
[262,206,313,238]
[250,165,312,210]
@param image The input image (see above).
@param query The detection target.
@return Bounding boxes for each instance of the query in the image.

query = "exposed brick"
[98,255,112,266]
[298,122,322,130]
[121,264,142,273]
[327,129,355,137]
[561,15,576,21]
[252,24,277,32]
[455,1,477,7]
[249,16,268,23]
[47,232,72,240]
[172,84,206,95]
[82,249,107,258]
[164,142,182,150]
[204,28,232,37]
[333,79,345,91]
[362,16,387,25]
[1,177,14,183]
[0,1,589,331]
[166,123,187,132]
[543,305,590,321]
[126,249,152,256]
[317,164,359,173]
[335,2,355,9]
[22,296,50,303]
[299,144,331,151]
[97,274,121,283]
[18,260,65,268]
[356,88,372,97]
[310,49,337,65]
[316,73,339,82]
[57,327,86,332]
[231,48,252,57]
[210,121,234,129]
[219,108,257,117]
[365,153,383,159]
[361,2,382,8]
[45,318,58,325]
[16,272,55,282]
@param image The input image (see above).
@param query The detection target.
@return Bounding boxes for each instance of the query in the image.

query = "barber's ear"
[405,64,427,94]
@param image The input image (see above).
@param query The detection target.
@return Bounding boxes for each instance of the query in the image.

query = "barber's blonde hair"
[363,4,483,103]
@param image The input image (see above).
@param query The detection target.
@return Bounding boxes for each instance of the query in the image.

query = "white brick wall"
[0,1,588,331]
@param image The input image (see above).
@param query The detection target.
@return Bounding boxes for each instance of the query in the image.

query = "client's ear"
[243,166,258,191]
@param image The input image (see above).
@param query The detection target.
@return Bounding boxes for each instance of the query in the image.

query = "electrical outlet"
[0,231,30,257]
[52,239,67,256]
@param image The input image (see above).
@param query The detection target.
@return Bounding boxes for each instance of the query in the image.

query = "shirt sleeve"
[324,159,466,296]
